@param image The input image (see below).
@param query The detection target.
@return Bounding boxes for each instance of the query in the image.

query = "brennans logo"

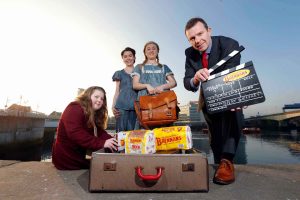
[156,136,182,146]
[223,69,250,82]
[130,138,142,143]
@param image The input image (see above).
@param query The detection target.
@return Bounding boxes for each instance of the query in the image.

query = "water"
[42,130,300,164]
[193,130,300,164]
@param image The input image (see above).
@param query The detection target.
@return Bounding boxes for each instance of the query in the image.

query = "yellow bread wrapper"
[153,126,192,151]
[125,130,156,154]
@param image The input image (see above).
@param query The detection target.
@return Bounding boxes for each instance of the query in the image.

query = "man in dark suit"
[184,17,243,185]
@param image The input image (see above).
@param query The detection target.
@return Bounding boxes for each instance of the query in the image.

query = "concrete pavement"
[0,160,299,200]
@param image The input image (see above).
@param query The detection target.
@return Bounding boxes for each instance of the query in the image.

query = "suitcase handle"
[135,167,163,181]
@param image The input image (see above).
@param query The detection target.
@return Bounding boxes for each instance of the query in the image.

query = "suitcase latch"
[182,163,195,172]
[103,162,117,171]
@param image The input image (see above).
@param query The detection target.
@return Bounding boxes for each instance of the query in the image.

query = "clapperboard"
[202,46,265,114]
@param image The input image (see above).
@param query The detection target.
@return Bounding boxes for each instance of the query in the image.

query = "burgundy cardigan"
[52,102,112,170]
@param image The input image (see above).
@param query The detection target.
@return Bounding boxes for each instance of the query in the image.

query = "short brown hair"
[185,17,208,33]
[121,47,136,57]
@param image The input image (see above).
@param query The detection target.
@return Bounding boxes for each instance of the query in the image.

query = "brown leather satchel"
[134,90,179,129]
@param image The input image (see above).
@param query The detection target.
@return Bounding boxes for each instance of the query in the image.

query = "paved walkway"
[0,160,299,200]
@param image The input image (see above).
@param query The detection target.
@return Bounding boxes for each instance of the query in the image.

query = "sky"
[0,0,299,118]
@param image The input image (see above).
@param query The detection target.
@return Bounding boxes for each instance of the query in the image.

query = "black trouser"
[203,106,243,164]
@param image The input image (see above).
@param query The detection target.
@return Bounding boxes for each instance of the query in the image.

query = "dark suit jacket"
[183,36,243,160]
[184,36,241,92]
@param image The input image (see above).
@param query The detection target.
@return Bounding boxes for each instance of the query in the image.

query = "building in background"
[178,101,205,123]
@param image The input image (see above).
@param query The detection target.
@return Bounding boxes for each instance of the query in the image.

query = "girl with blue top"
[112,47,138,132]
[132,41,177,129]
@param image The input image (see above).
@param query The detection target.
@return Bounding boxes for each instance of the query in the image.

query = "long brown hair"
[141,41,163,67]
[76,86,108,130]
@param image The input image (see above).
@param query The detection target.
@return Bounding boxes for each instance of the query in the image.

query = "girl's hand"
[112,107,121,118]
[146,84,155,94]
[154,85,165,94]
[104,138,118,152]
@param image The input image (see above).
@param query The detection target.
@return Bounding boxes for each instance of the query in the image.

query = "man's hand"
[193,68,210,86]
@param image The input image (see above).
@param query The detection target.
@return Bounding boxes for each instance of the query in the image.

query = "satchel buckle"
[166,109,172,117]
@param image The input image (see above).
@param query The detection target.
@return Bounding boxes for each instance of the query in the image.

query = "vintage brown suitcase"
[89,152,209,192]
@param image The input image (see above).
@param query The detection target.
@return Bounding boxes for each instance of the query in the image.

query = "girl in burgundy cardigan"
[52,86,118,170]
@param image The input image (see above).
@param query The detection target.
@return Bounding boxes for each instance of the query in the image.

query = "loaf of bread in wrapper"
[116,131,127,152]
[125,130,156,154]
[153,126,192,151]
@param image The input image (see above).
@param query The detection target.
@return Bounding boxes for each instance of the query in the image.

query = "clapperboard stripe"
[208,61,252,80]
[208,46,245,74]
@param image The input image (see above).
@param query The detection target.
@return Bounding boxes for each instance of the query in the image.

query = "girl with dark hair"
[52,86,117,170]
[132,41,177,129]
[112,47,138,132]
